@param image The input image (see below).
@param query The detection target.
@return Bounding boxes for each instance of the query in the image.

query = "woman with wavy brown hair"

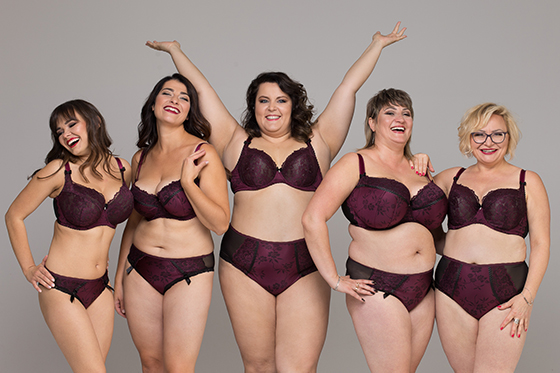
[6,99,133,372]
[113,73,230,372]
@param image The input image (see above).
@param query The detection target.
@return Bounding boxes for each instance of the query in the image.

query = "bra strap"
[135,149,147,182]
[453,167,466,182]
[357,153,366,176]
[519,169,527,191]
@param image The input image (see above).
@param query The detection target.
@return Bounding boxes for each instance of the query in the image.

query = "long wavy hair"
[42,99,115,181]
[242,72,315,142]
[137,74,211,151]
[363,88,414,159]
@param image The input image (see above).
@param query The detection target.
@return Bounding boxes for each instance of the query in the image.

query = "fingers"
[428,159,435,173]
[335,276,376,303]
[31,257,55,292]
[114,299,127,318]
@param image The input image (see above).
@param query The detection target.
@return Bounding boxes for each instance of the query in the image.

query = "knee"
[139,355,164,373]
[243,358,276,373]
[165,360,195,373]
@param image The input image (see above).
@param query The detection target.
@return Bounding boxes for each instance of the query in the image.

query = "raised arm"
[315,22,407,160]
[498,171,550,336]
[302,153,375,302]
[146,40,241,157]
[5,161,64,292]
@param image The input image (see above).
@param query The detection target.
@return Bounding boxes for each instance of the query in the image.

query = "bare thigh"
[473,307,526,373]
[162,271,213,373]
[435,289,478,373]
[347,289,434,373]
[39,287,113,373]
[275,271,330,373]
[219,259,277,373]
[122,269,164,368]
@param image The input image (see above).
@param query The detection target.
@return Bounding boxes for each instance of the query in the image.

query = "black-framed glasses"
[471,131,508,144]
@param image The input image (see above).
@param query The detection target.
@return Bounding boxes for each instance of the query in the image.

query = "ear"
[368,117,376,132]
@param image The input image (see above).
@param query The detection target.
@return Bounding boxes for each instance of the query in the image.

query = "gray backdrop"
[1,1,558,371]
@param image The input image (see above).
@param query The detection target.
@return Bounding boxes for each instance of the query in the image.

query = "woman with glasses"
[433,103,550,372]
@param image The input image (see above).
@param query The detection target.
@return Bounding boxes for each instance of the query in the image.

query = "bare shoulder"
[433,166,463,194]
[35,159,65,180]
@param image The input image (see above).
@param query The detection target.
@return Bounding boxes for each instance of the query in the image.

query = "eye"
[472,132,485,139]
[259,99,269,104]
[162,91,171,96]
[68,122,76,128]
[180,96,189,102]
[278,99,287,103]
[403,112,411,117]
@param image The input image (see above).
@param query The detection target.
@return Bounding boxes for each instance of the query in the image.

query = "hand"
[372,21,407,49]
[25,255,55,293]
[180,146,208,188]
[145,40,181,54]
[333,275,376,303]
[498,293,533,338]
[114,283,126,318]
[410,153,435,176]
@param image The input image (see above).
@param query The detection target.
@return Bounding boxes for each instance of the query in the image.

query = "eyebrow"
[162,87,189,96]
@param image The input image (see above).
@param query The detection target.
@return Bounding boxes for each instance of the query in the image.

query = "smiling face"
[470,114,509,164]
[56,112,90,157]
[369,104,413,147]
[254,82,293,136]
[153,79,190,125]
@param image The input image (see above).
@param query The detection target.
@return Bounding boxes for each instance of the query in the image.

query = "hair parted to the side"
[43,99,115,181]
[458,103,520,158]
[242,72,315,142]
[363,88,414,159]
[137,73,211,151]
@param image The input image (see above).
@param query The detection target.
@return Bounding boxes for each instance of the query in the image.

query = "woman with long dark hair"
[113,73,230,372]
[6,99,133,372]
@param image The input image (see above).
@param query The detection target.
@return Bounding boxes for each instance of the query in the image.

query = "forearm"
[5,215,37,275]
[183,181,229,235]
[524,244,550,302]
[303,215,340,288]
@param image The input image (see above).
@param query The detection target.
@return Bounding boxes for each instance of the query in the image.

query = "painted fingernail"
[500,326,504,330]
[411,166,414,169]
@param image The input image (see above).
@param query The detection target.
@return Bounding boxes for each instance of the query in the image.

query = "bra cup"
[58,190,104,228]
[448,187,480,226]
[482,190,524,231]
[282,149,319,188]
[159,181,192,219]
[238,150,277,188]
[345,186,408,230]
[107,188,134,226]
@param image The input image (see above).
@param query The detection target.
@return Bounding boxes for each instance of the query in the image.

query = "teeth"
[165,106,179,114]
[266,116,280,120]
[391,126,405,132]
[68,138,79,146]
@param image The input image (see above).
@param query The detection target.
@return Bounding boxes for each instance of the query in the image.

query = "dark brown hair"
[242,72,315,142]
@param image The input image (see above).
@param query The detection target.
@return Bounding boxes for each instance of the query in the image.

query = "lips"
[164,106,180,114]
[391,126,405,132]
[67,137,79,148]
[481,149,498,154]
[266,115,280,121]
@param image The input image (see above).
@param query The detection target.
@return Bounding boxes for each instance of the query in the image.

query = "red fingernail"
[411,166,414,169]
[500,327,504,330]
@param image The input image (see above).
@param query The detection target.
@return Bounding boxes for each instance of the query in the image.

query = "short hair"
[137,73,211,151]
[242,72,315,142]
[363,88,414,159]
[458,103,521,158]
[45,99,114,181]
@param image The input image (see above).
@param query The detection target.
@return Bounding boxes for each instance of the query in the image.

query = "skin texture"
[146,22,427,373]
[5,109,132,372]
[113,79,230,373]
[303,103,439,372]
[433,113,550,373]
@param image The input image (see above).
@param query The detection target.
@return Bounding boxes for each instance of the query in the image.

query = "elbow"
[212,212,230,236]
[301,210,316,237]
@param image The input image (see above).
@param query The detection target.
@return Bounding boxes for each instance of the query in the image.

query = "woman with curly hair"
[146,23,422,372]
[6,99,133,372]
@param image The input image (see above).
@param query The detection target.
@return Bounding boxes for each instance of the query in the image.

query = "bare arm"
[146,40,242,157]
[5,161,64,292]
[315,22,407,160]
[181,143,230,235]
[499,171,550,336]
[302,153,375,302]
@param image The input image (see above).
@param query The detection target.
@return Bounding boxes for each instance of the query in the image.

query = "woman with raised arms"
[6,100,133,372]
[147,23,427,372]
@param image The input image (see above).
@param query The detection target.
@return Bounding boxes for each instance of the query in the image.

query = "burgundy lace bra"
[229,137,323,193]
[54,158,133,230]
[131,146,203,221]
[447,167,528,238]
[342,154,448,231]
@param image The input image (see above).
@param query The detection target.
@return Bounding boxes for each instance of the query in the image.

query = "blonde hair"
[458,103,521,158]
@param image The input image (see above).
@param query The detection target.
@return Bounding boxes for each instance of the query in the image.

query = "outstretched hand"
[372,21,407,48]
[146,40,181,53]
